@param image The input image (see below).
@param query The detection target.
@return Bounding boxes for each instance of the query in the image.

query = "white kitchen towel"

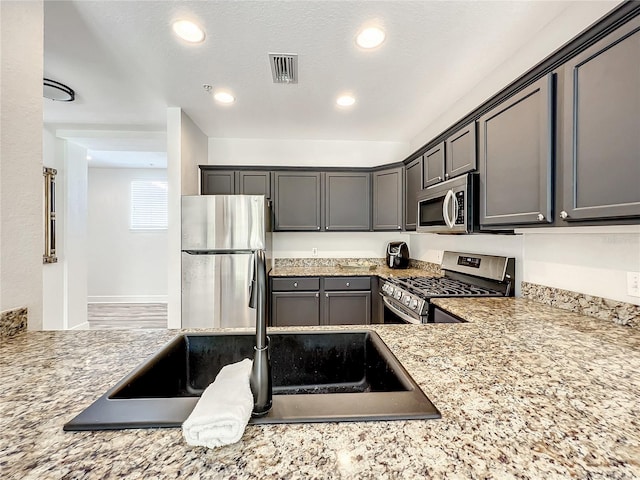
[182,358,254,448]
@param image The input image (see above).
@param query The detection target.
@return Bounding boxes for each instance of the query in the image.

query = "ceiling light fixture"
[172,20,205,43]
[336,95,356,107]
[213,91,235,104]
[43,78,75,102]
[356,27,385,49]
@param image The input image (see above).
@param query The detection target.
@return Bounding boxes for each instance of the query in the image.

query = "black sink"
[64,330,440,430]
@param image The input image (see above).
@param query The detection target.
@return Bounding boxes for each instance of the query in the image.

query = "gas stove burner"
[398,277,501,297]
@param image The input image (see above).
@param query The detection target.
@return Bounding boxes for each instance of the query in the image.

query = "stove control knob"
[394,289,402,300]
[402,294,411,306]
[409,298,419,310]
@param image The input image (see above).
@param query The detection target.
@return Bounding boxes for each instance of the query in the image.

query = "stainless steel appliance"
[416,173,478,234]
[380,251,514,324]
[181,195,272,328]
[386,241,409,269]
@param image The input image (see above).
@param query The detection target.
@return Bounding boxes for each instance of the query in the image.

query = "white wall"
[42,128,65,329]
[64,142,89,329]
[521,227,640,305]
[273,232,411,259]
[410,1,621,150]
[0,1,44,330]
[87,167,168,303]
[167,108,208,328]
[208,138,409,168]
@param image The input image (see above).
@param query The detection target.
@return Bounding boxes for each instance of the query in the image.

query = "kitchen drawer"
[323,276,370,291]
[271,277,320,292]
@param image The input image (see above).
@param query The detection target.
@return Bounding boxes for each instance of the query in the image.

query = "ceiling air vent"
[269,53,298,84]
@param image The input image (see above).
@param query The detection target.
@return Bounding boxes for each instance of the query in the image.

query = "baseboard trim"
[88,295,168,304]
[69,322,90,331]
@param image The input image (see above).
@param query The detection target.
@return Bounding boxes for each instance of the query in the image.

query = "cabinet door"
[373,167,403,231]
[238,171,271,198]
[404,157,423,231]
[479,74,554,227]
[323,292,371,326]
[561,17,640,221]
[325,172,371,231]
[423,142,445,187]
[271,292,320,327]
[273,172,322,231]
[201,170,237,195]
[446,122,477,179]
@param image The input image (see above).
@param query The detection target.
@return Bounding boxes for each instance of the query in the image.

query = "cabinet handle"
[346,282,350,287]
[317,226,321,230]
[325,293,329,298]
[293,282,298,288]
[537,214,545,221]
[437,176,442,181]
[560,211,568,219]
[445,173,449,179]
[397,226,401,230]
[316,293,319,298]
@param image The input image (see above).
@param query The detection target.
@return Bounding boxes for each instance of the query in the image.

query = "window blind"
[130,180,168,230]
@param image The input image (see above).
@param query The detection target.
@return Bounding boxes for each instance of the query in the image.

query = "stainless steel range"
[380,251,515,324]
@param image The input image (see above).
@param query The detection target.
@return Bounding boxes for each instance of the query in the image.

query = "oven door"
[381,296,424,325]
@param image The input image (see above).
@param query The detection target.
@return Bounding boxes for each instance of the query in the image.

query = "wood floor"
[87,303,168,330]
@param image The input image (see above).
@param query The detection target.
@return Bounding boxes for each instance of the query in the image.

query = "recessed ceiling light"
[214,91,235,104]
[172,20,205,43]
[356,27,385,49]
[86,155,92,161]
[336,95,356,107]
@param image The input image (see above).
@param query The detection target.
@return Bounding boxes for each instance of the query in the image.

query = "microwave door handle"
[442,190,455,228]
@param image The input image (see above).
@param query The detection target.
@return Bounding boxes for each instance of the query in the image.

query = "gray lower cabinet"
[271,276,371,326]
[404,157,423,230]
[373,167,403,231]
[423,142,445,188]
[271,292,320,327]
[479,74,554,227]
[561,16,640,222]
[274,172,322,231]
[325,172,371,231]
[446,122,477,179]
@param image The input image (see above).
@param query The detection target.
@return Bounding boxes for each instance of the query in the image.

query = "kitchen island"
[1,298,639,479]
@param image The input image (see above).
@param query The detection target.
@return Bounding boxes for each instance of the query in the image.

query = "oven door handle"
[381,296,423,325]
[442,190,455,229]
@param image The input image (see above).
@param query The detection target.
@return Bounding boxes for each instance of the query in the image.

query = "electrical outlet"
[628,272,640,297]
[312,247,318,257]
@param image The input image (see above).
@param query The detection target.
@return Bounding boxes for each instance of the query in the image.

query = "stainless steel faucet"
[248,249,272,416]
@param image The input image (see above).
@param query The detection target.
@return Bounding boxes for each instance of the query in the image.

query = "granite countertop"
[2,298,639,479]
[270,264,439,279]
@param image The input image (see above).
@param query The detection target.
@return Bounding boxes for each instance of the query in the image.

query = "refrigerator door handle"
[248,255,257,308]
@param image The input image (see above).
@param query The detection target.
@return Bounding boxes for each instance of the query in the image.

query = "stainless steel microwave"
[416,173,479,234]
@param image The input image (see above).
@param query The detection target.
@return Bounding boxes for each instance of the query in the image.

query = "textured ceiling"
[43,1,619,144]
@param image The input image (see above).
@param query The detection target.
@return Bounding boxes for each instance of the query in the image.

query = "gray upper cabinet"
[201,170,236,195]
[561,16,640,222]
[274,171,322,231]
[325,172,371,231]
[238,171,271,198]
[404,157,423,230]
[373,167,403,231]
[200,169,271,198]
[479,74,554,227]
[423,142,445,188]
[446,122,477,179]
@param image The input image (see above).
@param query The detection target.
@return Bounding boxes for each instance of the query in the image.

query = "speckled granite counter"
[2,298,639,479]
[269,265,438,279]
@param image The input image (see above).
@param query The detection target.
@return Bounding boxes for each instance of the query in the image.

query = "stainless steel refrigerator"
[181,195,272,328]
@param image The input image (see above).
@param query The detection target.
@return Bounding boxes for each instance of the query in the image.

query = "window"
[130,180,168,230]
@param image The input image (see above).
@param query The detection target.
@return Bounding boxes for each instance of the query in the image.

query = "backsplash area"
[1,307,28,338]
[521,282,639,327]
